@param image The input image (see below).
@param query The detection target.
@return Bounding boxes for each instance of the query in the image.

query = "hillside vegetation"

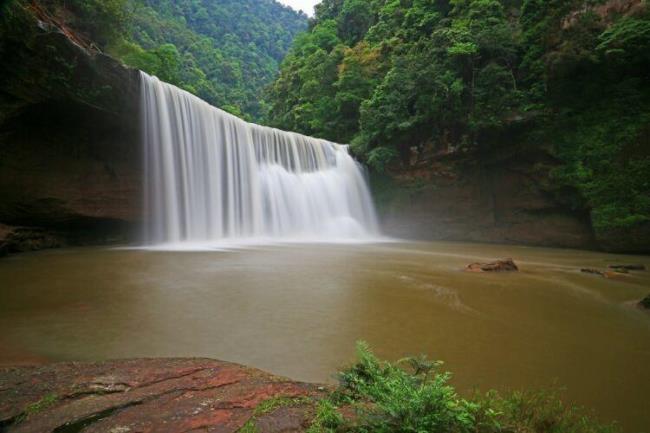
[265,0,650,246]
[26,0,308,119]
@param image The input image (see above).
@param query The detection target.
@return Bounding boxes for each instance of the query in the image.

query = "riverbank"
[0,348,624,433]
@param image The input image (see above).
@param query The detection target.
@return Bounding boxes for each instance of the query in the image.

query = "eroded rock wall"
[375,149,597,250]
[0,4,141,253]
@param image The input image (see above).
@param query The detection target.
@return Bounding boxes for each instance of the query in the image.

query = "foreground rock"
[466,258,519,272]
[0,358,327,433]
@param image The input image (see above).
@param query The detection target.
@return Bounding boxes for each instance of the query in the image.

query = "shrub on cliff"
[62,0,129,46]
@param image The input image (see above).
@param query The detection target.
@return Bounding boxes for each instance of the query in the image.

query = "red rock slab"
[0,358,327,433]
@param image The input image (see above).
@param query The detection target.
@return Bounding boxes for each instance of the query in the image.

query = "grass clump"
[239,396,314,433]
[16,393,59,423]
[308,342,617,433]
[254,396,313,416]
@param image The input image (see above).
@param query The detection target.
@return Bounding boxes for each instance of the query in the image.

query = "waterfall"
[140,72,379,246]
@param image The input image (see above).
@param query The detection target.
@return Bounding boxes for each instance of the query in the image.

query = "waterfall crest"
[141,72,379,246]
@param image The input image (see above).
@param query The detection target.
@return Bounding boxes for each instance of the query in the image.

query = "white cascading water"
[140,72,379,246]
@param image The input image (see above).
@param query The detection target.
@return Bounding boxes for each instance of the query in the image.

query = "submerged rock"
[608,264,646,271]
[639,295,650,310]
[0,358,327,433]
[466,258,519,272]
[580,268,626,278]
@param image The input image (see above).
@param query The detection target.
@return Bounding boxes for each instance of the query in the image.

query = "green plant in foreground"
[307,399,345,433]
[16,393,58,423]
[333,341,481,433]
[308,342,617,433]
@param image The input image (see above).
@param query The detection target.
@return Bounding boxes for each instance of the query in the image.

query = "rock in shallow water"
[581,268,606,276]
[0,227,63,255]
[608,264,646,271]
[581,268,627,278]
[466,258,519,272]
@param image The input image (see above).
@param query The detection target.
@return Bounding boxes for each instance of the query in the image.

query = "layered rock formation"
[0,358,326,433]
[375,145,597,250]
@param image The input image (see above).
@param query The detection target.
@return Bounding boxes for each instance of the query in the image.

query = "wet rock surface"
[0,358,327,433]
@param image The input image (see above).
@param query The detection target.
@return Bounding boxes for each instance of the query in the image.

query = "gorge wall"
[374,151,597,250]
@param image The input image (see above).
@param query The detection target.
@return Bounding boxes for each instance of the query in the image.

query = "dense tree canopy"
[5,0,648,244]
[118,0,308,119]
[35,0,308,120]
[265,0,650,240]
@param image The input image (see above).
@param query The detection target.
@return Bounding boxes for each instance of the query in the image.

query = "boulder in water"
[581,268,605,276]
[466,258,518,272]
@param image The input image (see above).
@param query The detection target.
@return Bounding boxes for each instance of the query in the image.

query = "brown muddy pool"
[0,241,649,431]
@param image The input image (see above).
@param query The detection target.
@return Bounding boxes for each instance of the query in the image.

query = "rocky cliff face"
[374,142,598,250]
[374,132,650,253]
[0,4,142,254]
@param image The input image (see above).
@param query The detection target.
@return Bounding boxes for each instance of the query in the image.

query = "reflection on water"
[1,241,649,432]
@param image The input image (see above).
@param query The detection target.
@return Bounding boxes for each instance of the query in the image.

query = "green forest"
[22,0,308,119]
[265,0,650,242]
[1,0,648,244]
